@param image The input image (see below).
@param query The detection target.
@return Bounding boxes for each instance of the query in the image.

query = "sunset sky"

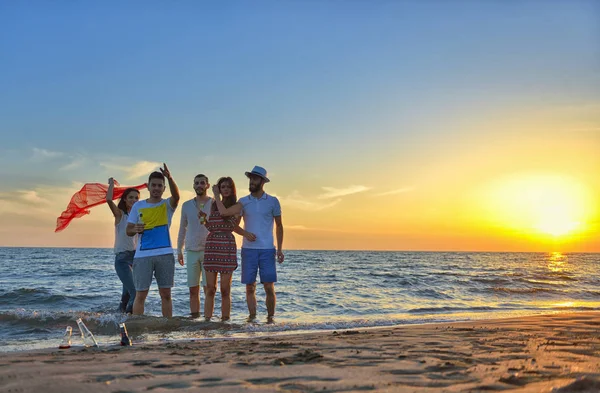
[1,1,598,251]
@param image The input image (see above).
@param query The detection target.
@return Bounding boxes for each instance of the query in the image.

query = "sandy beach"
[1,313,599,392]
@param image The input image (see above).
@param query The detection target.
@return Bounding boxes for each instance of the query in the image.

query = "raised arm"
[212,185,242,216]
[106,177,122,224]
[160,163,180,209]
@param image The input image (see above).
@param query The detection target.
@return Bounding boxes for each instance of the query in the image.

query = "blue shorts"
[241,248,277,284]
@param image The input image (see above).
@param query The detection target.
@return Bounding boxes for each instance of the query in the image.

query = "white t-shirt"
[114,213,136,254]
[177,198,212,252]
[128,198,176,258]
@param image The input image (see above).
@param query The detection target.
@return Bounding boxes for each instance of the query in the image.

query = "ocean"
[1,248,598,352]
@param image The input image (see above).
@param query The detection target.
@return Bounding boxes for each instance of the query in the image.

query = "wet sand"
[1,312,599,392]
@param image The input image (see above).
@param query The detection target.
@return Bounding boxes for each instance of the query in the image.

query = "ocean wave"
[0,310,242,336]
[0,288,99,306]
[471,277,510,285]
[492,287,564,294]
[407,306,499,314]
[517,278,570,286]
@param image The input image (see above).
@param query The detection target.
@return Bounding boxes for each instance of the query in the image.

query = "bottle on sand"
[119,323,132,346]
[76,318,99,348]
[58,326,72,349]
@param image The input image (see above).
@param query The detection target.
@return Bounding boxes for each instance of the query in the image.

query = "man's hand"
[277,250,284,264]
[244,231,256,242]
[177,252,184,266]
[108,177,115,186]
[160,163,172,180]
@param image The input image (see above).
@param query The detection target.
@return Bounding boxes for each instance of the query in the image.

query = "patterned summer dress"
[203,203,238,273]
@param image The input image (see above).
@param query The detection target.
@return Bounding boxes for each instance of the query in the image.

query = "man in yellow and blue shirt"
[127,164,180,317]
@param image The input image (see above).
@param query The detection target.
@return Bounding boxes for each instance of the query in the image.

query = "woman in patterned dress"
[200,177,240,321]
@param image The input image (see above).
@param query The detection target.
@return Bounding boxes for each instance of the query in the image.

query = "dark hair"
[217,177,237,208]
[148,171,165,184]
[118,188,140,214]
[194,174,208,182]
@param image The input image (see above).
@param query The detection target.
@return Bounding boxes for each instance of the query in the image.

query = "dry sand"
[1,312,599,392]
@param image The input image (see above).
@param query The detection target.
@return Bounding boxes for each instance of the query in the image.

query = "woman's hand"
[244,231,257,242]
[212,184,220,198]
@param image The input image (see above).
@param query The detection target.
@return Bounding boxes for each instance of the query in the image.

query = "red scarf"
[55,181,146,232]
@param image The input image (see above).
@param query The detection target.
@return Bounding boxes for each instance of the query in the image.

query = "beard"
[195,188,206,196]
[249,183,260,193]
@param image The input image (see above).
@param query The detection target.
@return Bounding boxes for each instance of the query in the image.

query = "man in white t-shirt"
[177,174,212,318]
[127,164,180,317]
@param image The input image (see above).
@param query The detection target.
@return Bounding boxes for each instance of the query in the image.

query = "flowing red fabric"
[55,181,146,232]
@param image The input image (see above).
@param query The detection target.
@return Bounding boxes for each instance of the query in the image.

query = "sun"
[530,187,581,237]
[536,214,580,237]
[482,173,592,238]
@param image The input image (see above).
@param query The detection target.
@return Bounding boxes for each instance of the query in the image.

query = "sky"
[0,1,598,251]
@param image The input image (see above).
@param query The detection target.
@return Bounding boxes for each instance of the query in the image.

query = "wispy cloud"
[59,155,86,171]
[286,225,309,230]
[317,185,370,199]
[286,224,350,233]
[276,191,342,211]
[101,160,161,180]
[19,190,50,204]
[31,147,64,161]
[0,189,52,211]
[375,186,415,197]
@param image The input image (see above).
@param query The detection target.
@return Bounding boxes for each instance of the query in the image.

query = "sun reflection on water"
[547,251,567,273]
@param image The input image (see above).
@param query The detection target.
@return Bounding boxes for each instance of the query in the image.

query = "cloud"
[285,224,351,233]
[31,147,64,161]
[286,225,309,230]
[0,190,50,206]
[59,155,86,171]
[317,185,371,199]
[19,190,50,204]
[277,191,342,211]
[101,160,161,180]
[375,186,415,197]
[125,161,162,179]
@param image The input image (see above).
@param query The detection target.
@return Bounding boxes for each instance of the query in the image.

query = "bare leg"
[158,288,172,318]
[264,282,276,318]
[204,272,218,320]
[220,273,233,320]
[189,285,200,317]
[246,283,257,318]
[133,290,148,315]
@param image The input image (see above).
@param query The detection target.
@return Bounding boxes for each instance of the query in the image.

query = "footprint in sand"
[146,381,193,390]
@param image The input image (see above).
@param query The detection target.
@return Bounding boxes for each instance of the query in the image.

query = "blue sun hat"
[245,166,270,183]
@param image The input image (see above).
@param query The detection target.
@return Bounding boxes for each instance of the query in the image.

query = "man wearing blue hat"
[238,165,284,321]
